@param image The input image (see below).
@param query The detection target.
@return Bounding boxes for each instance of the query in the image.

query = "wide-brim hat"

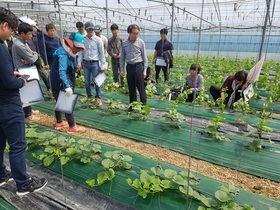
[65,32,85,50]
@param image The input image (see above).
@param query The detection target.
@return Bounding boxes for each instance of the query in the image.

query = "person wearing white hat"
[93,25,108,58]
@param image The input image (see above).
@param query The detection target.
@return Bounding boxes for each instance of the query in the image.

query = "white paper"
[104,62,108,70]
[18,66,40,81]
[156,57,166,66]
[93,73,107,87]
[247,58,264,83]
[243,83,254,102]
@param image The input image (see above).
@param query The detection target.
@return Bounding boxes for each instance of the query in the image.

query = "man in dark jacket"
[0,7,47,196]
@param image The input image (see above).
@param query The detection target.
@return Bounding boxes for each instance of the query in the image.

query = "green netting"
[0,197,16,210]
[24,125,280,210]
[33,100,280,182]
[73,89,280,129]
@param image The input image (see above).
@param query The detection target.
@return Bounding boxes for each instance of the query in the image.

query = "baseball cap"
[85,21,94,30]
[64,32,85,50]
[93,25,102,33]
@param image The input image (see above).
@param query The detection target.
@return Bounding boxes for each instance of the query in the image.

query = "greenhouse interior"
[0,0,280,209]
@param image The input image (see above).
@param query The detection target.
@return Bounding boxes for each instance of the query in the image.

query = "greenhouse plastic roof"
[0,0,279,32]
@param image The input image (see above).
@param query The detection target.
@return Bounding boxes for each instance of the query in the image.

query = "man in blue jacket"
[0,7,47,195]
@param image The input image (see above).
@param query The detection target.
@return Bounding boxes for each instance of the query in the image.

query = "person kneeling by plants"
[210,70,248,108]
[169,64,204,102]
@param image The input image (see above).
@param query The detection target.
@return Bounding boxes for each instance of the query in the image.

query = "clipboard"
[93,73,107,87]
[20,79,45,107]
[156,57,166,66]
[243,83,254,102]
[18,65,40,81]
[54,91,78,114]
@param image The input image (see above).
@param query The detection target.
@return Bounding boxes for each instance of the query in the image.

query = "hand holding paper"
[65,87,73,96]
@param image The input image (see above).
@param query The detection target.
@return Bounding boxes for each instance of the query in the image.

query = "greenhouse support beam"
[170,0,175,43]
[258,0,271,61]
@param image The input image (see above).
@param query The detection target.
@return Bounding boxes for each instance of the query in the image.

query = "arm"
[152,50,157,64]
[98,39,106,72]
[38,35,47,65]
[17,43,39,64]
[0,47,25,89]
[58,55,71,88]
[107,38,113,57]
[120,41,126,73]
[140,40,148,74]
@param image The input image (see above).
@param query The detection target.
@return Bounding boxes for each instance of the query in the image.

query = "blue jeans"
[0,104,29,188]
[83,61,101,98]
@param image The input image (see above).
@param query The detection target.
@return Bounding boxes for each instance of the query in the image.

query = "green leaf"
[106,168,115,181]
[44,146,55,153]
[102,159,115,168]
[86,179,95,187]
[215,190,232,202]
[66,147,77,154]
[164,169,177,179]
[78,139,89,145]
[200,197,217,208]
[97,171,109,185]
[173,175,188,186]
[150,166,164,176]
[80,156,91,163]
[160,180,171,189]
[60,156,70,165]
[43,155,55,166]
[122,155,132,162]
[138,189,149,199]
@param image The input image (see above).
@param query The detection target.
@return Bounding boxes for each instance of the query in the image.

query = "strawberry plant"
[86,150,132,187]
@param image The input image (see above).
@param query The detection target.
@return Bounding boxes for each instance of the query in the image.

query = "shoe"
[32,110,40,114]
[0,170,13,186]
[67,125,86,133]
[16,176,47,196]
[55,121,68,130]
[95,98,102,106]
[26,115,40,121]
[126,107,133,112]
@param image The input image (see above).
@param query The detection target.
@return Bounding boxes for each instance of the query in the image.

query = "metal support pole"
[258,0,271,61]
[106,0,109,38]
[170,0,175,43]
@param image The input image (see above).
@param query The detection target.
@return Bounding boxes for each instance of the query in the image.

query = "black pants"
[52,89,75,128]
[126,62,146,105]
[23,106,32,118]
[187,92,199,102]
[210,86,221,101]
[155,65,168,83]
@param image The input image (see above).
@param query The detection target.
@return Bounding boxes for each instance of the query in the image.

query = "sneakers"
[55,121,69,130]
[16,176,47,196]
[67,125,86,133]
[26,115,40,121]
[95,98,102,106]
[0,170,13,186]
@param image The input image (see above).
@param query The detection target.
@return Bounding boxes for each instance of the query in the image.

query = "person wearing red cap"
[49,32,86,133]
